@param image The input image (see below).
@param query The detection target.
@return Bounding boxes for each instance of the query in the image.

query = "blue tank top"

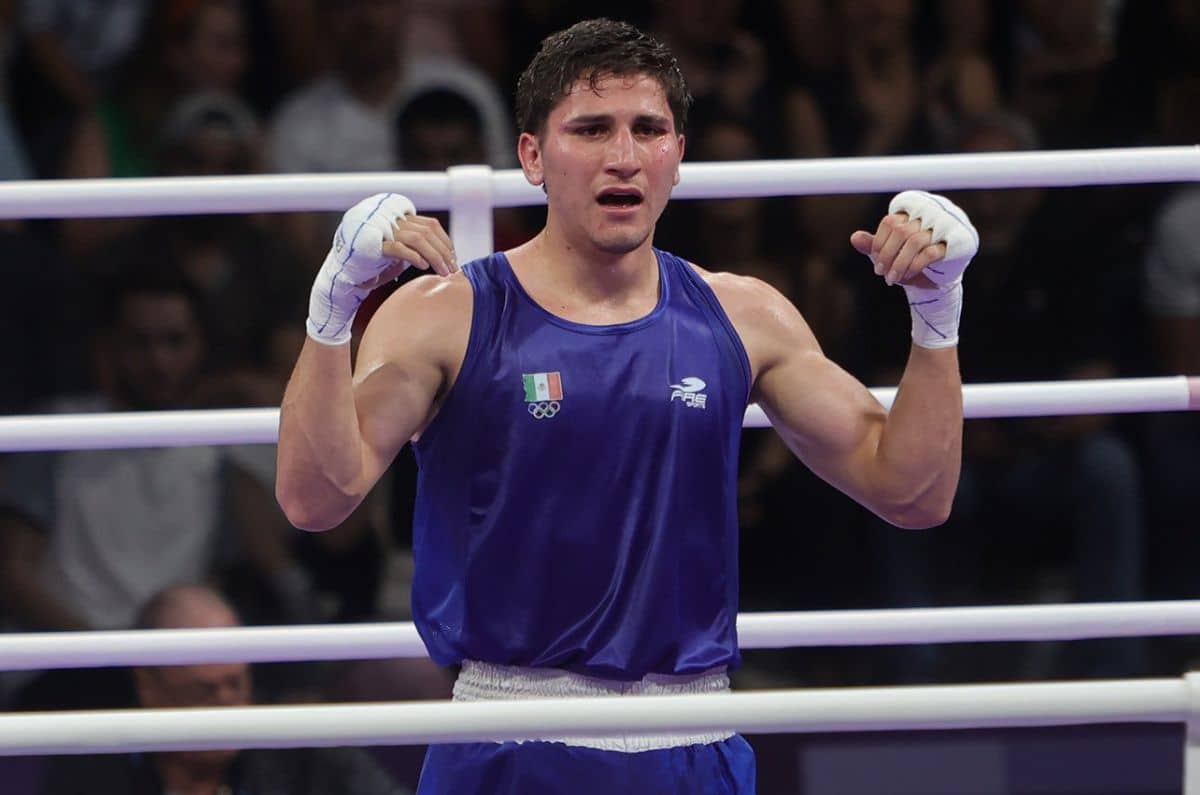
[410,249,752,680]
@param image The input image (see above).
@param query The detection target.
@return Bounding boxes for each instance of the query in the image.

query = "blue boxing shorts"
[415,661,756,795]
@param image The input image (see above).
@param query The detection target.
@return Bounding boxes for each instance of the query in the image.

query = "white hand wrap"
[888,190,979,349]
[306,192,416,346]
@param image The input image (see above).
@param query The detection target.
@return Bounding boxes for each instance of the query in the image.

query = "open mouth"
[597,190,643,208]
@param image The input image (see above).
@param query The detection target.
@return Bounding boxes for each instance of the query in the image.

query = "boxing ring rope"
[3,147,1200,786]
[0,376,1195,452]
[5,600,1200,671]
[0,678,1191,756]
[0,146,1196,262]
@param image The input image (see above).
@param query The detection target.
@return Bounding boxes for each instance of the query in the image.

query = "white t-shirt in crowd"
[1,396,223,630]
[267,54,514,175]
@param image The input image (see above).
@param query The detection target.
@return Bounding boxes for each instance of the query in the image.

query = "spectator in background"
[650,0,772,131]
[922,0,1003,148]
[1142,185,1200,610]
[395,87,531,251]
[16,0,150,109]
[268,0,512,254]
[9,0,152,175]
[860,110,1147,679]
[140,92,306,387]
[64,90,306,389]
[781,0,931,259]
[1009,0,1121,149]
[674,117,862,637]
[396,89,486,172]
[0,270,306,707]
[60,0,253,257]
[269,0,512,175]
[38,583,406,795]
[64,0,250,179]
[0,272,219,637]
[1138,2,1200,617]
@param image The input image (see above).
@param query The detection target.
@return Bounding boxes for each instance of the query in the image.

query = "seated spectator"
[0,271,219,632]
[38,583,406,795]
[96,92,307,388]
[0,268,310,707]
[779,0,932,259]
[395,88,485,172]
[155,90,262,176]
[64,0,250,178]
[858,110,1148,679]
[394,88,531,251]
[60,0,252,256]
[9,0,153,175]
[673,117,863,635]
[270,0,510,174]
[1141,185,1200,615]
[268,0,513,253]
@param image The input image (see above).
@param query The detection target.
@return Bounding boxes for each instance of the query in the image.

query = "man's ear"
[518,132,544,187]
[674,134,685,186]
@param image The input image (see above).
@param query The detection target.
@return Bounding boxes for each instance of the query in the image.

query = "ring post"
[1185,671,1200,794]
[448,165,494,263]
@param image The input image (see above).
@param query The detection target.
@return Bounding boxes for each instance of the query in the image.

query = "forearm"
[873,344,963,528]
[277,195,409,528]
[276,338,365,530]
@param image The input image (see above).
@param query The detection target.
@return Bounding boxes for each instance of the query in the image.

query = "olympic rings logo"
[527,401,560,419]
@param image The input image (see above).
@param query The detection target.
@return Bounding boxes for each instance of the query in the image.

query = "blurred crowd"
[0,0,1198,784]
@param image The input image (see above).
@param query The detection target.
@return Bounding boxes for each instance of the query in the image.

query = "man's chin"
[592,230,650,256]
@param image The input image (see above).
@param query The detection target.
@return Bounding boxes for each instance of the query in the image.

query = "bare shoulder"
[687,262,822,384]
[374,269,472,321]
[688,262,813,342]
[358,270,473,373]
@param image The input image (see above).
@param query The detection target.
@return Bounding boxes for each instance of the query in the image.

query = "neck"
[531,218,659,302]
[505,221,661,325]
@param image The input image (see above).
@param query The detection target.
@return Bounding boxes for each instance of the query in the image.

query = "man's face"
[403,119,485,171]
[519,73,684,258]
[169,1,247,94]
[954,128,1043,254]
[138,662,250,709]
[109,293,204,410]
[327,0,403,77]
[136,662,251,770]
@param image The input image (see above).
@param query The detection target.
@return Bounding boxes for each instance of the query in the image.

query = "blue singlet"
[410,248,752,680]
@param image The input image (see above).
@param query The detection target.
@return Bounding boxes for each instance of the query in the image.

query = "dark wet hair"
[515,18,692,137]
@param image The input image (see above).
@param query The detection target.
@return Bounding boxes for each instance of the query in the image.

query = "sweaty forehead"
[554,74,672,121]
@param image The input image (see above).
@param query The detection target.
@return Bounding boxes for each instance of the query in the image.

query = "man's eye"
[579,126,605,136]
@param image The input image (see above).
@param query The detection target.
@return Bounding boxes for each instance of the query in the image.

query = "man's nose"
[604,128,640,177]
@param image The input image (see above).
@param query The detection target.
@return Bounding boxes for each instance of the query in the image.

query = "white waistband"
[452,660,734,753]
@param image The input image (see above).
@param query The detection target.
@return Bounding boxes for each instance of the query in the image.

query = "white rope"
[0,678,1183,756]
[0,147,1195,219]
[4,600,1200,671]
[0,377,1193,452]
